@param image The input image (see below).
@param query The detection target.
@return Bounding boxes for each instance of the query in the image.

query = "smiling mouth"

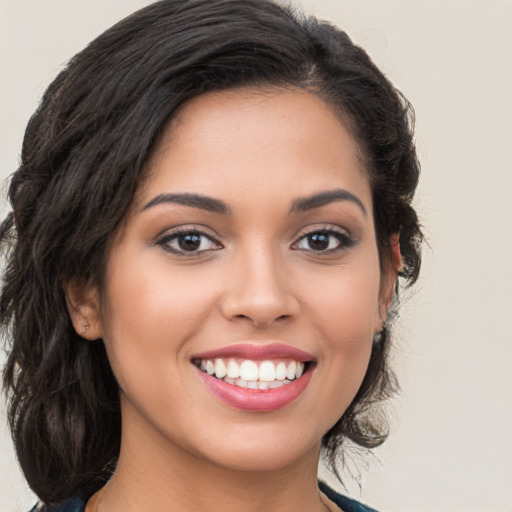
[192,358,312,390]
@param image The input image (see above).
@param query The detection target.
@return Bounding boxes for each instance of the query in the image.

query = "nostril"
[221,291,300,327]
[230,313,291,328]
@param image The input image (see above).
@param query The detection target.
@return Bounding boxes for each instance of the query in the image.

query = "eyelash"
[156,227,222,256]
[292,227,355,254]
[156,226,354,256]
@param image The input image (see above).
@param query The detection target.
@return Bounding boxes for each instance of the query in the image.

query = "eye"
[157,228,222,255]
[293,228,354,253]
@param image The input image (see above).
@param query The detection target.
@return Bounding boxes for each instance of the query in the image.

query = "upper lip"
[192,342,314,362]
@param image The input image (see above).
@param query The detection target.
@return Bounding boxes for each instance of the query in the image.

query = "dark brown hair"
[1,0,422,505]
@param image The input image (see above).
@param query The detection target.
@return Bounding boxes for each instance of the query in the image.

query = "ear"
[63,277,103,340]
[376,233,402,332]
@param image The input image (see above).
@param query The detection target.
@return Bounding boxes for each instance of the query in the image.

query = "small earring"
[373,325,385,345]
[81,324,89,335]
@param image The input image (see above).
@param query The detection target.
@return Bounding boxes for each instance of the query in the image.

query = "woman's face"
[86,88,393,473]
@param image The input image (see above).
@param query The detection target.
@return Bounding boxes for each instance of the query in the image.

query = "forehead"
[137,87,371,213]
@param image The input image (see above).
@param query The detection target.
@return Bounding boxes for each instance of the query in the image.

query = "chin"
[207,445,317,474]
[189,424,323,474]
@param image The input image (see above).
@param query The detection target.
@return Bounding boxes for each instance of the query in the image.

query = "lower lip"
[196,367,313,412]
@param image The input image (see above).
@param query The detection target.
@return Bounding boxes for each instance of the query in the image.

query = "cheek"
[317,278,376,376]
[300,257,381,408]
[304,264,381,344]
[98,254,218,390]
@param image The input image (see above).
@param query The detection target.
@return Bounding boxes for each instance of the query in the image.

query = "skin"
[66,88,396,512]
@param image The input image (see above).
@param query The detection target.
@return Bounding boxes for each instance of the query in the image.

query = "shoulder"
[28,496,86,512]
[29,482,378,512]
[319,481,380,512]
[27,485,100,512]
[28,497,86,512]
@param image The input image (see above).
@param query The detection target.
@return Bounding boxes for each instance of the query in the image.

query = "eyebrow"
[141,188,366,217]
[290,189,367,217]
[141,193,232,214]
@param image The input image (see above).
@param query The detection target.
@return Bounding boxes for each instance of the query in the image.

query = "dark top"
[31,481,378,512]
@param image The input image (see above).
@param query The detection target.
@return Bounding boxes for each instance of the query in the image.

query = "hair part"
[1,0,422,504]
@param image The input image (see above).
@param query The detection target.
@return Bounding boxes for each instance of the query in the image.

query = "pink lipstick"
[193,343,313,362]
[192,343,315,412]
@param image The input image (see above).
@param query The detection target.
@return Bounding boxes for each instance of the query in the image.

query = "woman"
[0,0,422,511]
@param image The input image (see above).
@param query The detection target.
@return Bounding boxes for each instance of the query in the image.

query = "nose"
[220,246,300,328]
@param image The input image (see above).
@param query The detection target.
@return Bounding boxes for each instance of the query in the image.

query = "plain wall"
[1,1,511,511]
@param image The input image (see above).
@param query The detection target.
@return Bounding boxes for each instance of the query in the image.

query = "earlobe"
[63,277,103,340]
[390,233,402,274]
[375,280,395,336]
[376,233,402,333]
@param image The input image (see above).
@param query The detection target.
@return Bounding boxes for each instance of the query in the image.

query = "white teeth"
[235,379,248,388]
[214,358,227,379]
[240,360,259,381]
[259,360,276,382]
[286,361,296,380]
[275,362,287,380]
[198,357,309,387]
[227,360,240,379]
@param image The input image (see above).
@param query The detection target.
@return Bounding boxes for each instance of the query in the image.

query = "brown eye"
[177,234,203,251]
[294,229,354,253]
[157,229,222,255]
[307,233,330,251]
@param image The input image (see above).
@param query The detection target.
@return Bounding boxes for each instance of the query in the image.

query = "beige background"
[1,1,511,511]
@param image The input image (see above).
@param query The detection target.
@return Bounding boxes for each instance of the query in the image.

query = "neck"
[97,410,327,512]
